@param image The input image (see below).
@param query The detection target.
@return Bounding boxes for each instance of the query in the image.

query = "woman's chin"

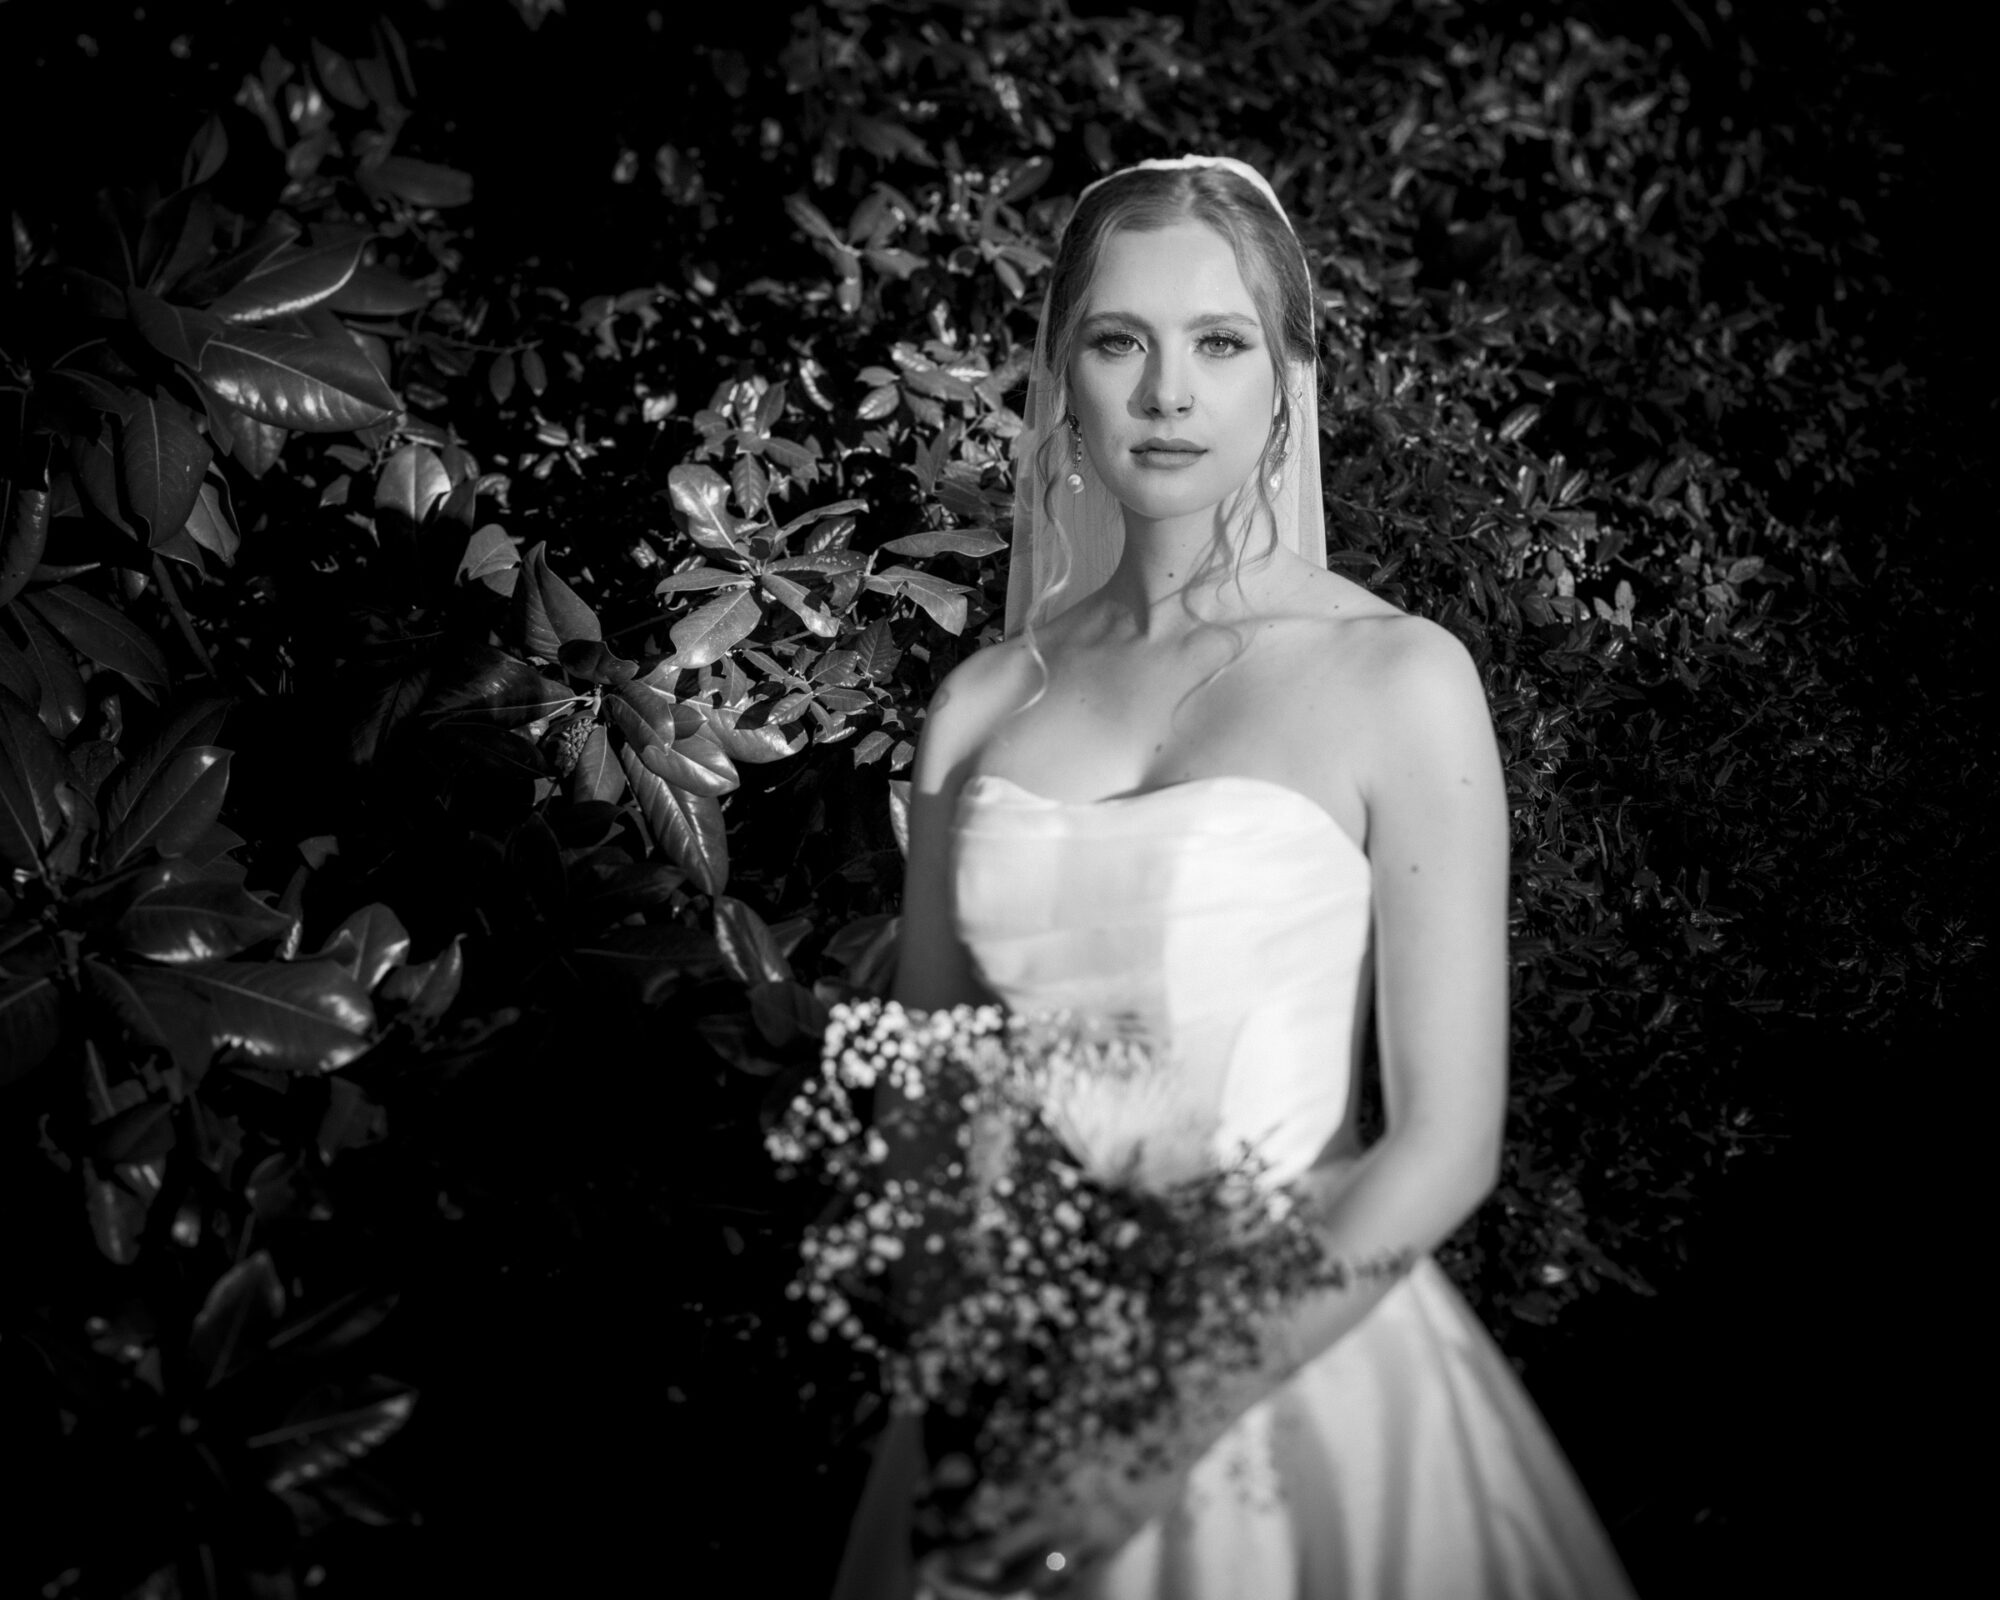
[1102,476,1242,527]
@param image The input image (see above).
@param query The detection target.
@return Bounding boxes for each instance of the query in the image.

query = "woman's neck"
[1095,502,1269,638]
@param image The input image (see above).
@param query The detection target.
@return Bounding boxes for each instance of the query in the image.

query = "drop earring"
[1065,415,1085,494]
[1266,419,1288,496]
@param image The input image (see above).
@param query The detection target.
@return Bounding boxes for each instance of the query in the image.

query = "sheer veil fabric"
[1003,156,1327,638]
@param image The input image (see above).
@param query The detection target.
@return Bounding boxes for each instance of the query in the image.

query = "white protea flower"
[1030,1023,1217,1191]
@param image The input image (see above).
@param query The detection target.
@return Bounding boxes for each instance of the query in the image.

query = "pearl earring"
[1267,419,1288,496]
[1065,416,1085,494]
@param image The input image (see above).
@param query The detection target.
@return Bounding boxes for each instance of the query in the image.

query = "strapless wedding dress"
[949,773,1636,1600]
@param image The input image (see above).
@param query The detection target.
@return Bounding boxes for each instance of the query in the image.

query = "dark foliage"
[1,1,1987,1595]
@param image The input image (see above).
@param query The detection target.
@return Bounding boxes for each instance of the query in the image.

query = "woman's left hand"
[924,1443,1193,1597]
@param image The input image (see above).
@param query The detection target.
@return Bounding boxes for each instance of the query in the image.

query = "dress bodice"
[951,773,1372,1187]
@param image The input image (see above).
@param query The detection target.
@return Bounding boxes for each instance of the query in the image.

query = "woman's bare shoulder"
[1252,556,1405,626]
[1336,611,1494,768]
[1256,584,1487,748]
[910,635,1041,784]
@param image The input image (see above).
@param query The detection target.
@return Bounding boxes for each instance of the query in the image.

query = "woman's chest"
[978,635,1376,841]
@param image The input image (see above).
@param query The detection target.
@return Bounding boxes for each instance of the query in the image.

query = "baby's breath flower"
[767,997,1411,1552]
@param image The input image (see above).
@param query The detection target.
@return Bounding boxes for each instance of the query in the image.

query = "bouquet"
[769,999,1409,1554]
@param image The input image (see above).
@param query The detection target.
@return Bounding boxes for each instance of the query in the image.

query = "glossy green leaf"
[421,645,574,728]
[253,1376,417,1493]
[557,639,637,684]
[70,427,135,535]
[267,1289,399,1361]
[116,877,292,964]
[207,233,365,323]
[140,958,374,1072]
[616,743,727,896]
[324,261,435,316]
[759,572,838,637]
[375,442,450,527]
[732,453,770,518]
[229,413,288,477]
[867,565,969,635]
[655,568,751,596]
[692,701,806,764]
[749,978,827,1047]
[374,936,463,1024]
[0,689,65,871]
[317,1075,387,1161]
[48,366,140,419]
[850,617,901,680]
[184,479,240,564]
[637,726,739,798]
[23,586,171,689]
[188,1251,285,1389]
[880,529,1008,559]
[312,903,412,991]
[604,680,673,754]
[8,604,86,737]
[773,499,867,541]
[458,524,518,587]
[0,637,38,710]
[182,115,228,188]
[80,959,177,1062]
[1,486,51,609]
[517,542,602,657]
[126,289,223,370]
[199,326,399,432]
[714,896,794,986]
[569,723,628,805]
[175,213,301,305]
[311,39,371,108]
[83,1166,150,1265]
[101,697,230,835]
[141,187,216,294]
[888,779,910,856]
[668,464,745,552]
[98,746,230,870]
[668,587,761,669]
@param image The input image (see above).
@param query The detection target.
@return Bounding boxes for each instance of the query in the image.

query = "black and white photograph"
[1,2,1986,1596]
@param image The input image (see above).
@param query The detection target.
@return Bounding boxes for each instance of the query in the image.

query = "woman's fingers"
[929,1518,1085,1597]
[917,1546,1072,1599]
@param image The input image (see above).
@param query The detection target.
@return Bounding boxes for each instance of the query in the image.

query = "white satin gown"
[946,772,1637,1600]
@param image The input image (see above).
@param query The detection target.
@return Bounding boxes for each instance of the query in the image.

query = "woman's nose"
[1140,354,1194,417]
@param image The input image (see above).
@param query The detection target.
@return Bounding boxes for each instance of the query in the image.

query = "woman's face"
[1067,220,1279,528]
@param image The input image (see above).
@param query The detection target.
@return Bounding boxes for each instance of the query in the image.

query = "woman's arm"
[831,645,1027,1599]
[892,649,1021,1010]
[1265,614,1511,1356]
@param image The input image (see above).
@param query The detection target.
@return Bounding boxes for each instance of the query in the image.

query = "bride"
[834,156,1637,1600]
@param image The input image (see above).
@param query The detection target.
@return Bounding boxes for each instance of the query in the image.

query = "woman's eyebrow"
[1080,310,1260,332]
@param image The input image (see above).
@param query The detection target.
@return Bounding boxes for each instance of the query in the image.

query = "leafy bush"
[2,1,1983,1594]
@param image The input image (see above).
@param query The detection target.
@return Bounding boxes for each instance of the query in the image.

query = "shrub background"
[1,2,1987,1596]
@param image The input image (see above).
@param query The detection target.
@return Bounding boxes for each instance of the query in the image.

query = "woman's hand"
[924,1428,1199,1596]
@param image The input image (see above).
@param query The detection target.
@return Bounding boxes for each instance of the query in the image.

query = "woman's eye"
[1199,333,1249,356]
[1091,332,1140,355]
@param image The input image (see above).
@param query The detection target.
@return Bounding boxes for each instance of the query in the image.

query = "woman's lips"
[1131,441,1206,470]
